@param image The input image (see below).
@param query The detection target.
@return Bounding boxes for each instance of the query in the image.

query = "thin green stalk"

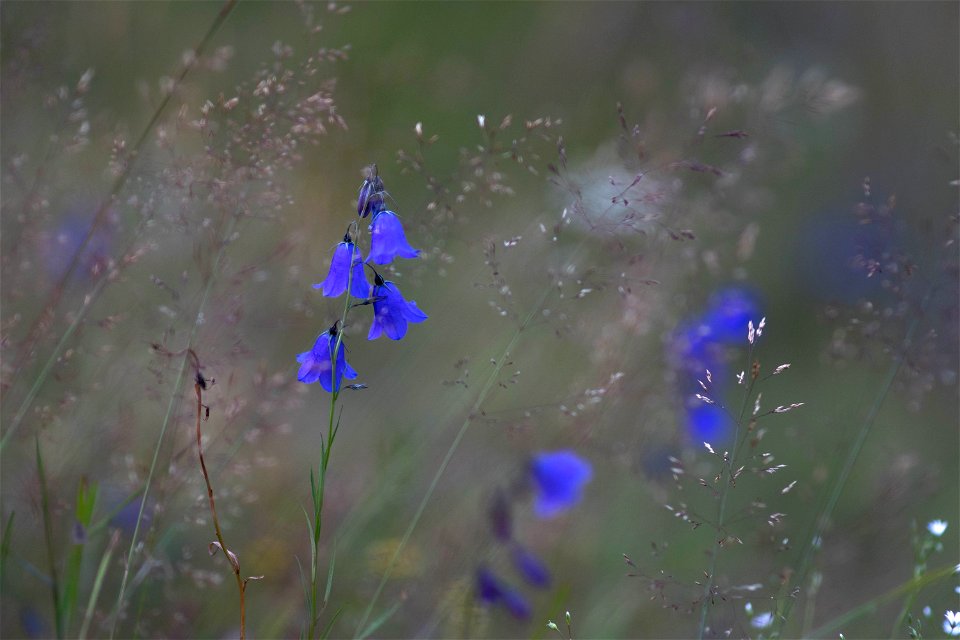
[772,289,930,637]
[308,227,359,640]
[696,342,757,639]
[109,211,240,638]
[354,285,553,636]
[36,437,63,639]
[78,530,120,640]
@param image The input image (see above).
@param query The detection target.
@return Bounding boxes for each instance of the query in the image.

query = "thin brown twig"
[192,349,248,640]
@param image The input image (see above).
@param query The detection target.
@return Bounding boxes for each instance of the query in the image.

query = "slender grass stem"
[109,210,240,638]
[696,342,757,639]
[36,437,64,639]
[772,285,932,637]
[354,285,553,636]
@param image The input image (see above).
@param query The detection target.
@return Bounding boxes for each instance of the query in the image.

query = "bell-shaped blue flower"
[367,211,420,264]
[367,274,427,341]
[314,235,369,299]
[475,568,531,620]
[357,173,386,218]
[296,324,358,393]
[529,451,592,518]
[512,545,551,588]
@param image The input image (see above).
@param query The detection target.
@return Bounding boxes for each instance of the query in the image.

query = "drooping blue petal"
[512,545,551,588]
[296,327,358,393]
[700,286,762,344]
[686,402,735,444]
[529,451,592,519]
[368,211,420,265]
[313,240,369,299]
[368,280,427,341]
[475,568,531,620]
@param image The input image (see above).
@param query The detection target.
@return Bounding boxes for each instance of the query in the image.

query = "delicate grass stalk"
[78,529,120,640]
[194,358,249,640]
[0,510,14,593]
[354,285,554,636]
[772,286,931,638]
[62,478,98,635]
[36,436,64,639]
[109,210,240,638]
[696,342,758,639]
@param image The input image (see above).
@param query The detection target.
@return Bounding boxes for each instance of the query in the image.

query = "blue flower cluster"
[670,286,762,443]
[297,168,426,392]
[476,450,592,620]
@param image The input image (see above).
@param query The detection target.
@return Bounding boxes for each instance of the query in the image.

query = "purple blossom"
[529,451,593,518]
[296,324,358,393]
[367,211,420,265]
[367,275,427,341]
[314,236,369,299]
[475,568,531,620]
[512,545,551,588]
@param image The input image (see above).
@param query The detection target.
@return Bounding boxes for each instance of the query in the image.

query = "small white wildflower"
[944,610,960,636]
[774,403,805,413]
[927,519,948,537]
[757,316,766,336]
[477,114,486,129]
[751,612,774,629]
[773,363,791,375]
[744,602,754,615]
[704,442,715,454]
[695,393,714,405]
[748,320,756,344]
[737,370,745,385]
[923,605,932,617]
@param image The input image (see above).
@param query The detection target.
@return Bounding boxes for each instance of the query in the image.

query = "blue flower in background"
[42,210,115,280]
[669,285,763,444]
[314,235,369,299]
[476,568,531,620]
[368,274,427,341]
[512,545,551,588]
[529,450,592,518]
[296,324,358,392]
[367,211,420,264]
[357,172,386,218]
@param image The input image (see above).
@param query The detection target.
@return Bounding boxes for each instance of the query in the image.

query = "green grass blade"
[357,602,402,640]
[78,530,120,640]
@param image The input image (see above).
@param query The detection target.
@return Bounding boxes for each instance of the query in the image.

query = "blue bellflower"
[529,451,593,518]
[512,545,551,588]
[476,568,531,620]
[367,211,420,265]
[314,235,369,299]
[368,274,427,341]
[296,324,358,393]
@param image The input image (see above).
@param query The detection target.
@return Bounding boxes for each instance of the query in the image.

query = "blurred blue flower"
[698,286,761,344]
[367,274,427,341]
[314,235,369,299]
[42,210,115,280]
[686,403,736,444]
[669,285,763,444]
[529,451,592,518]
[476,567,531,620]
[296,324,358,392]
[357,172,386,218]
[367,211,420,265]
[512,545,551,588]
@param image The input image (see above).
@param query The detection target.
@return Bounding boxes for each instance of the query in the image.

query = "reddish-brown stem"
[194,355,246,640]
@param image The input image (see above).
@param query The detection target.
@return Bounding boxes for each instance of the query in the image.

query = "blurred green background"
[1,2,957,638]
